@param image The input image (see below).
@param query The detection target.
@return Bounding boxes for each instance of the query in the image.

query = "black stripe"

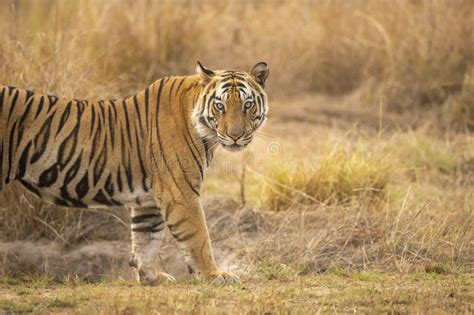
[221,76,234,82]
[199,94,208,118]
[183,135,203,180]
[7,86,16,96]
[53,197,70,207]
[184,81,198,93]
[16,141,32,179]
[5,121,17,183]
[24,90,34,103]
[119,131,134,192]
[19,179,41,197]
[175,77,186,95]
[75,173,89,199]
[198,116,210,129]
[117,167,123,192]
[122,99,132,145]
[90,104,96,136]
[175,153,200,196]
[144,87,149,129]
[167,217,187,231]
[30,113,55,164]
[134,123,149,191]
[233,75,246,81]
[172,230,197,243]
[132,94,143,129]
[7,89,19,121]
[34,96,45,119]
[56,101,72,135]
[59,186,87,208]
[110,100,118,124]
[63,153,82,185]
[17,93,35,144]
[131,213,160,224]
[125,151,134,192]
[168,78,178,104]
[202,138,212,166]
[93,142,107,185]
[131,222,165,233]
[47,95,58,113]
[98,100,106,127]
[0,87,4,117]
[108,106,115,147]
[105,173,114,196]
[57,120,80,170]
[92,189,114,206]
[89,117,102,163]
[38,163,59,187]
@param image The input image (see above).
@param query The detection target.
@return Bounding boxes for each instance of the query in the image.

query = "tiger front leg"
[165,196,239,286]
[129,206,176,285]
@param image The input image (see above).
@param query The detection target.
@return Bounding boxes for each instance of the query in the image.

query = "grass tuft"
[262,147,394,211]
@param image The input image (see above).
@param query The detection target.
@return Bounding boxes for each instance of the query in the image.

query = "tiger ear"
[250,62,269,88]
[196,61,215,85]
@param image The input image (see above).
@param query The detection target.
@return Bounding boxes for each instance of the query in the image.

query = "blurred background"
[0,0,472,284]
[0,0,473,121]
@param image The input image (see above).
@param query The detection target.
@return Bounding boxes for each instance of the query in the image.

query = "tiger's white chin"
[221,143,248,152]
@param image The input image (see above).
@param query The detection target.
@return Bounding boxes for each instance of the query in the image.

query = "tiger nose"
[227,130,245,141]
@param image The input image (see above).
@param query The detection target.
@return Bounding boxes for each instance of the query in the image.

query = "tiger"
[0,61,269,285]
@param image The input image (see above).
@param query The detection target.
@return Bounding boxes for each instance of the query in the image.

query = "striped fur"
[0,62,269,285]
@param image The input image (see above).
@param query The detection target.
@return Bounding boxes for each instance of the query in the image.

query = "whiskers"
[254,131,276,140]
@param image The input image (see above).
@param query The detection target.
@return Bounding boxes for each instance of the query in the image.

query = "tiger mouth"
[221,143,248,152]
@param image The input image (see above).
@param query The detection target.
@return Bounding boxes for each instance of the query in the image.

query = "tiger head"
[193,61,269,152]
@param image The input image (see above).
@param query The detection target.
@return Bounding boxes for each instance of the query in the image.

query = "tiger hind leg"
[129,206,176,285]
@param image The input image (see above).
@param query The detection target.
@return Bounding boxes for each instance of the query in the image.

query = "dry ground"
[1,95,473,313]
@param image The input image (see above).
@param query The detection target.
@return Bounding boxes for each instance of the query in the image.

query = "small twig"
[34,215,70,246]
[78,208,129,228]
[240,163,246,207]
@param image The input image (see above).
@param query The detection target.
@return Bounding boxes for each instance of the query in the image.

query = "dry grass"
[0,0,473,125]
[0,0,473,312]
[1,274,472,313]
[0,182,128,244]
[261,145,394,211]
[251,128,472,274]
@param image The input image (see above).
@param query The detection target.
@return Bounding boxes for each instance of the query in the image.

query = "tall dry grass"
[262,146,394,211]
[253,130,472,274]
[0,0,472,278]
[0,0,473,123]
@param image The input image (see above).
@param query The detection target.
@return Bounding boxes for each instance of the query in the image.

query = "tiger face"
[193,62,269,152]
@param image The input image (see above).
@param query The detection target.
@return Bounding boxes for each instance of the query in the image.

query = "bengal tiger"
[0,62,269,285]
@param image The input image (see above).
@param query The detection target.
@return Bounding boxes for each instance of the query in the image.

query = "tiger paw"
[137,269,176,285]
[209,271,240,286]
